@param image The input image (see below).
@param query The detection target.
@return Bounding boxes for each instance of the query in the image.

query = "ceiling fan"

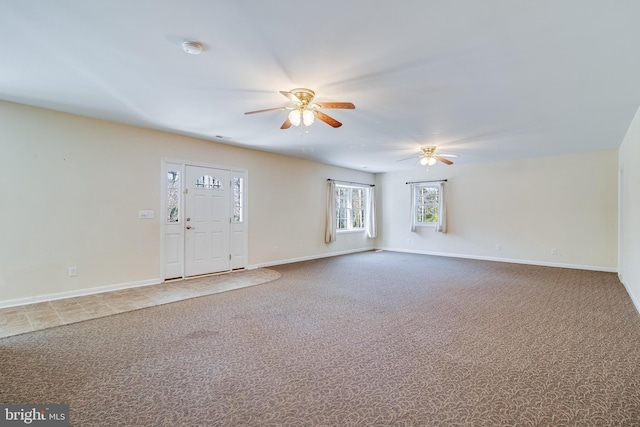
[398,146,459,166]
[244,88,355,129]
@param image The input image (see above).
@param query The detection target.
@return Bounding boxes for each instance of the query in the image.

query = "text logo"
[0,405,69,426]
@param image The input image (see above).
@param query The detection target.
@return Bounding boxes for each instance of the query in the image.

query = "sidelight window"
[167,170,180,223]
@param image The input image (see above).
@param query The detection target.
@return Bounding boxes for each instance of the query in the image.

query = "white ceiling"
[2,1,640,172]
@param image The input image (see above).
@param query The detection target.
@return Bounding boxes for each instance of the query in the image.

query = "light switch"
[138,210,155,219]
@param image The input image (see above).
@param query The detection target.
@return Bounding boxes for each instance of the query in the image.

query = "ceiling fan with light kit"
[244,88,355,129]
[397,146,459,167]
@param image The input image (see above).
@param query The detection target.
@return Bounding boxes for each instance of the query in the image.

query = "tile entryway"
[0,268,280,339]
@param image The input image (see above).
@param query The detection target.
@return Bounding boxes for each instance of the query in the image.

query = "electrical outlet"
[496,244,502,251]
[551,248,558,255]
[68,266,78,277]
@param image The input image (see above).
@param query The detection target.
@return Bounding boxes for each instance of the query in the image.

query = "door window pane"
[195,175,223,189]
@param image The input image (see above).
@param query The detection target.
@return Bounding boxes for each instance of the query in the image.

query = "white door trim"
[161,159,248,281]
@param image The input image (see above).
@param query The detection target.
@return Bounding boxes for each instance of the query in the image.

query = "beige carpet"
[1,251,639,426]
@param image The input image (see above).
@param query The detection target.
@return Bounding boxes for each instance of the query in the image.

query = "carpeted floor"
[1,251,639,426]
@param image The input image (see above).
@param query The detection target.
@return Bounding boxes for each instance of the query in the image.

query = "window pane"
[352,189,364,209]
[167,170,180,223]
[352,209,364,228]
[419,187,438,203]
[417,206,426,223]
[336,188,349,209]
[195,175,223,189]
[425,205,439,223]
[337,209,349,229]
[233,177,243,223]
[416,185,439,224]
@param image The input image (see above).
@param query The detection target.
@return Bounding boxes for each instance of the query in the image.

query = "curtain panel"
[325,180,337,243]
[409,184,417,232]
[365,187,377,238]
[436,181,447,233]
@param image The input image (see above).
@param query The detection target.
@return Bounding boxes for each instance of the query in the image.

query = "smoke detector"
[182,41,203,55]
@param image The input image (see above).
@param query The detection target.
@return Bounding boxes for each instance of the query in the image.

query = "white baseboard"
[248,247,374,270]
[0,278,162,309]
[1,249,620,309]
[376,247,618,273]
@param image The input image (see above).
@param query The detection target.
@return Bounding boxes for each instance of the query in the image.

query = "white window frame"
[336,184,366,233]
[414,184,440,228]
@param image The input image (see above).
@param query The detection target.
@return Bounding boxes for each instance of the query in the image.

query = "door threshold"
[165,268,247,282]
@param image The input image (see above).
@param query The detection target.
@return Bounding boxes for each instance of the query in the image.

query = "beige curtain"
[325,180,336,243]
[436,181,447,233]
[410,184,417,232]
[365,187,377,238]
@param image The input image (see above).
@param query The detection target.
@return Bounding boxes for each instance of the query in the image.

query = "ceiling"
[2,1,640,173]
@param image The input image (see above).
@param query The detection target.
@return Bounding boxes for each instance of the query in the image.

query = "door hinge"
[183,188,188,194]
[229,254,232,260]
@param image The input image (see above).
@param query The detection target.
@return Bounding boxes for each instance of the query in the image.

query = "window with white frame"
[414,185,440,226]
[232,177,244,223]
[336,185,365,231]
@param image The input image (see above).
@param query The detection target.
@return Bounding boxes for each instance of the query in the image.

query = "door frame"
[160,159,248,281]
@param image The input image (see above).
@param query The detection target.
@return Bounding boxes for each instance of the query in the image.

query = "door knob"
[186,226,195,230]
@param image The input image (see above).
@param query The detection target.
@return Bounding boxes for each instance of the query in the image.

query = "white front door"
[184,165,231,276]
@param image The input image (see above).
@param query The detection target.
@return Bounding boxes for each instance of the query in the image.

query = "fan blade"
[438,153,459,158]
[314,111,342,128]
[245,106,287,115]
[280,118,292,129]
[396,155,421,162]
[314,102,355,109]
[435,155,453,165]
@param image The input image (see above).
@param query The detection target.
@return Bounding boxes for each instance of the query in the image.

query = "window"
[410,182,446,233]
[415,185,440,226]
[336,185,365,231]
[166,170,180,223]
[232,177,244,223]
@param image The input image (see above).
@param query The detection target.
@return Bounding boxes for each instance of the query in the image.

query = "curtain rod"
[405,179,448,185]
[327,179,375,187]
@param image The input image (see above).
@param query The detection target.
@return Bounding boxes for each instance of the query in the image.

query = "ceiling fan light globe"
[288,110,302,126]
[419,157,429,166]
[427,157,437,166]
[302,110,315,126]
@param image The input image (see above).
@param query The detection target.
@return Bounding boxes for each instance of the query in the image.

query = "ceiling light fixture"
[419,155,437,166]
[288,110,301,126]
[302,110,315,126]
[288,108,315,127]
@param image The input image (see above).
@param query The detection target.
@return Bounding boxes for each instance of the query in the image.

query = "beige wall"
[0,98,627,307]
[376,150,618,270]
[0,100,375,305]
[619,106,640,312]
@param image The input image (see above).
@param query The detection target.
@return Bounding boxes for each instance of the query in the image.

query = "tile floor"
[0,268,280,339]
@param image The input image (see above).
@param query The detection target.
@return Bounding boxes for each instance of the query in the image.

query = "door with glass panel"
[163,162,246,279]
[184,165,231,276]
